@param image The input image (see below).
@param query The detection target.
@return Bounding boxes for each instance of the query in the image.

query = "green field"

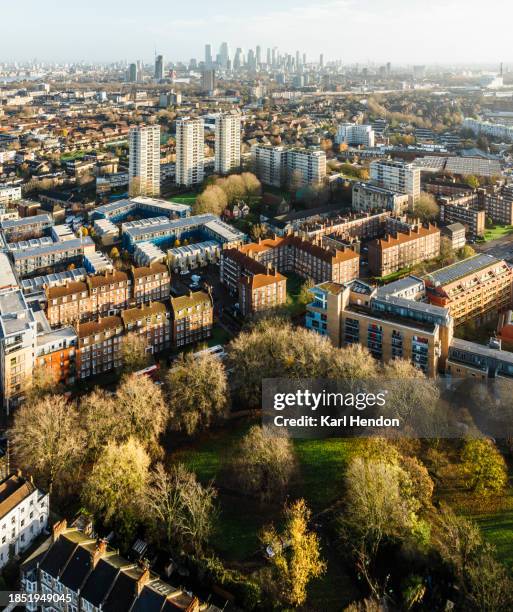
[474,511,513,568]
[167,193,197,204]
[60,150,86,161]
[483,224,513,242]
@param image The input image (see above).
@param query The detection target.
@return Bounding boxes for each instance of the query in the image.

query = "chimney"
[135,567,150,596]
[91,539,108,568]
[52,519,67,542]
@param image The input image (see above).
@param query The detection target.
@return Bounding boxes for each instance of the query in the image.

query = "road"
[474,234,513,263]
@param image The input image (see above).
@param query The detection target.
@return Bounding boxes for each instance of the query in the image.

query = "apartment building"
[439,199,485,239]
[170,290,213,347]
[10,236,96,277]
[484,185,513,225]
[306,277,453,377]
[76,316,124,379]
[215,112,241,175]
[286,148,326,187]
[20,521,214,612]
[0,185,22,206]
[35,326,77,386]
[335,123,375,148]
[0,289,37,410]
[368,224,440,277]
[446,337,513,379]
[441,223,466,251]
[0,473,49,569]
[220,248,287,315]
[370,159,421,206]
[463,117,513,142]
[425,253,513,325]
[352,182,409,214]
[121,302,171,355]
[175,118,204,186]
[46,265,169,327]
[251,145,326,188]
[0,214,53,242]
[128,124,161,197]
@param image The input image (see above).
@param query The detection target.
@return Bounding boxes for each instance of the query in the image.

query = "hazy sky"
[2,0,512,65]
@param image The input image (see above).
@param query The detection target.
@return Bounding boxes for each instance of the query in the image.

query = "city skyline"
[2,0,513,64]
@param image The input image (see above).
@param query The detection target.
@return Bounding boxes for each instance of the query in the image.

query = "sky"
[1,0,513,65]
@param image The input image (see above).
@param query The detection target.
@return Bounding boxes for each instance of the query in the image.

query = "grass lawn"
[60,150,86,161]
[484,224,513,241]
[167,193,197,204]
[374,266,412,285]
[473,510,513,568]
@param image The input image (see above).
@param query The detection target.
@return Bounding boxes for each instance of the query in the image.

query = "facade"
[352,182,409,214]
[175,118,204,187]
[462,117,513,142]
[35,327,77,386]
[128,125,161,197]
[251,144,285,188]
[251,145,326,188]
[0,289,37,410]
[46,265,170,327]
[0,473,49,569]
[368,224,440,277]
[154,54,164,80]
[168,240,220,272]
[121,302,171,355]
[484,185,513,225]
[20,521,216,612]
[215,112,241,175]
[425,253,513,325]
[441,222,466,251]
[170,290,213,347]
[446,337,513,380]
[335,123,375,148]
[306,279,453,377]
[10,237,96,278]
[370,159,421,206]
[0,214,53,242]
[76,316,123,379]
[201,69,216,92]
[439,200,485,239]
[0,185,22,206]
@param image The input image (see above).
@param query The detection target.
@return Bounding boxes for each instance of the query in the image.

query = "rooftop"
[425,253,504,287]
[0,474,39,519]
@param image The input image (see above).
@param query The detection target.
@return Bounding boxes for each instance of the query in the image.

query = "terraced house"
[170,290,213,347]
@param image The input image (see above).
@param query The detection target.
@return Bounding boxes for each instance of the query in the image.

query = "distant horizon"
[2,0,513,65]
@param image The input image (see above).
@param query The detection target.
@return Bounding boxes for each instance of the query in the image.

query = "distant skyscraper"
[320,54,324,69]
[234,48,242,71]
[219,42,230,69]
[128,124,161,197]
[175,118,204,187]
[215,112,241,175]
[155,54,164,80]
[256,45,261,68]
[266,48,271,66]
[128,63,137,82]
[303,53,307,66]
[386,61,391,75]
[247,49,256,71]
[205,44,212,68]
[201,69,216,92]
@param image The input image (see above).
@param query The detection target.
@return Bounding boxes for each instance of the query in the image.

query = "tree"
[465,174,480,189]
[413,192,439,222]
[193,185,228,215]
[227,425,296,502]
[217,175,246,205]
[461,438,507,495]
[439,236,456,266]
[250,223,266,241]
[10,395,85,493]
[144,463,217,556]
[297,278,315,308]
[166,353,228,435]
[79,388,120,461]
[260,499,326,607]
[24,363,60,405]
[241,172,261,197]
[115,374,167,458]
[339,456,426,599]
[458,244,475,260]
[120,332,151,373]
[82,438,149,537]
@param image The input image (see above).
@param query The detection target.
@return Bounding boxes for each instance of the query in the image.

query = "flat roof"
[450,337,513,365]
[426,253,503,286]
[11,236,94,260]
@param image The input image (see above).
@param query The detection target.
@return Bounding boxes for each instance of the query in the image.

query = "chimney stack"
[135,567,151,596]
[52,519,68,542]
[92,539,108,568]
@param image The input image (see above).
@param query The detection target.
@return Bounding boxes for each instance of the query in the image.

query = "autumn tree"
[10,395,85,493]
[82,438,150,540]
[24,363,61,405]
[227,425,296,502]
[260,499,326,607]
[114,374,167,458]
[79,388,120,461]
[217,175,246,205]
[120,332,151,373]
[144,463,217,555]
[240,171,261,197]
[413,192,439,222]
[166,353,228,435]
[193,185,228,215]
[461,438,507,495]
